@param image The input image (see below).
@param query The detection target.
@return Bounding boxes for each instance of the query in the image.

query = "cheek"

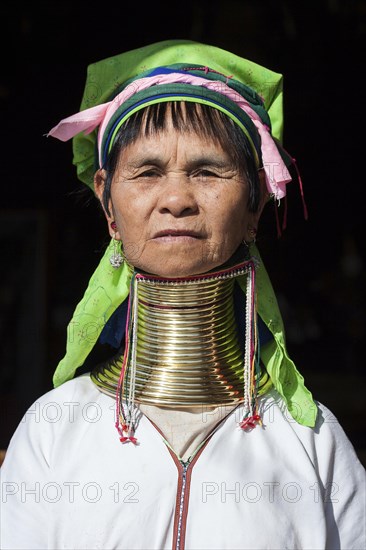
[111,188,146,231]
[115,213,145,266]
[110,189,153,263]
[211,192,248,238]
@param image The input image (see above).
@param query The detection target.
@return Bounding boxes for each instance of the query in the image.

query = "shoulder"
[312,401,365,478]
[18,373,113,430]
[264,390,365,479]
[296,399,362,463]
[2,375,112,468]
[16,374,108,429]
[32,373,102,405]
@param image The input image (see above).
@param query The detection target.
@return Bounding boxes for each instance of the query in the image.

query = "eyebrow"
[187,157,233,171]
[125,155,233,170]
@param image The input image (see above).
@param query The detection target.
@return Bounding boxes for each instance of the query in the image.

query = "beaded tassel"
[239,261,262,431]
[115,275,139,445]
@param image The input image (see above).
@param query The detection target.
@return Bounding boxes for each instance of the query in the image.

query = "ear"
[244,168,270,242]
[94,169,119,239]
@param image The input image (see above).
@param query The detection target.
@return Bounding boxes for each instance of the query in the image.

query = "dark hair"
[102,102,262,214]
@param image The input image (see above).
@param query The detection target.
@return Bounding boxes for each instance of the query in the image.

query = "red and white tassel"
[239,260,262,431]
[115,276,139,445]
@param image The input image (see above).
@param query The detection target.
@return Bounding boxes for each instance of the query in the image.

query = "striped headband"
[48,67,292,200]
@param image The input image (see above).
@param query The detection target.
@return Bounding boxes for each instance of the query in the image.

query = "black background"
[1,0,365,464]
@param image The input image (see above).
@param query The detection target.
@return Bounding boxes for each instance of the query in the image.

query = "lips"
[153,229,202,239]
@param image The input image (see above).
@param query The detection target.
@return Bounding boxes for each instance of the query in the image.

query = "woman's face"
[96,120,259,278]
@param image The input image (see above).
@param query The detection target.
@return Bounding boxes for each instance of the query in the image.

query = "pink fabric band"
[48,72,291,199]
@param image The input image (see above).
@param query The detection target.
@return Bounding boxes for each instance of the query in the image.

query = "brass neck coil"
[91,261,268,407]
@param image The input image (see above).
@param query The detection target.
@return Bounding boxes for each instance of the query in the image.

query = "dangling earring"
[109,222,124,268]
[246,226,257,244]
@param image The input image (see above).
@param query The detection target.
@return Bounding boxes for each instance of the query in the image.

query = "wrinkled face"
[96,120,259,278]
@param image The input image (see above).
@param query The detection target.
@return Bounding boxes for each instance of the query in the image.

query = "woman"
[1,39,365,550]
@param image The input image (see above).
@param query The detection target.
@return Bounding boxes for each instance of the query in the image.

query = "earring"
[109,222,124,268]
[248,226,257,244]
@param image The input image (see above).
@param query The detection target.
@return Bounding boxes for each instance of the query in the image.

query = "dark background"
[1,1,365,464]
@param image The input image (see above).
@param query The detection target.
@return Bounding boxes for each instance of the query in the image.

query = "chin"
[128,248,237,279]
[134,259,228,279]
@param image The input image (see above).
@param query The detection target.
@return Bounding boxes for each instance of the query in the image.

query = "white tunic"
[1,374,365,550]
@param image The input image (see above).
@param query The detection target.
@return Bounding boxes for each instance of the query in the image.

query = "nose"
[158,175,199,217]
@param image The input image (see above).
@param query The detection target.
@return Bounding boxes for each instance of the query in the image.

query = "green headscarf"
[73,39,285,189]
[52,39,317,427]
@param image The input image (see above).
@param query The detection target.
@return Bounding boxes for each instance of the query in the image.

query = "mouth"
[152,229,203,242]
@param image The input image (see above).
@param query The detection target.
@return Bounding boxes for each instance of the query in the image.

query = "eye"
[193,169,221,179]
[133,168,162,180]
[140,169,160,177]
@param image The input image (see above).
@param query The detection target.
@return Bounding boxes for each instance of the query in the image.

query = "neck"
[127,270,243,407]
[91,253,267,411]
